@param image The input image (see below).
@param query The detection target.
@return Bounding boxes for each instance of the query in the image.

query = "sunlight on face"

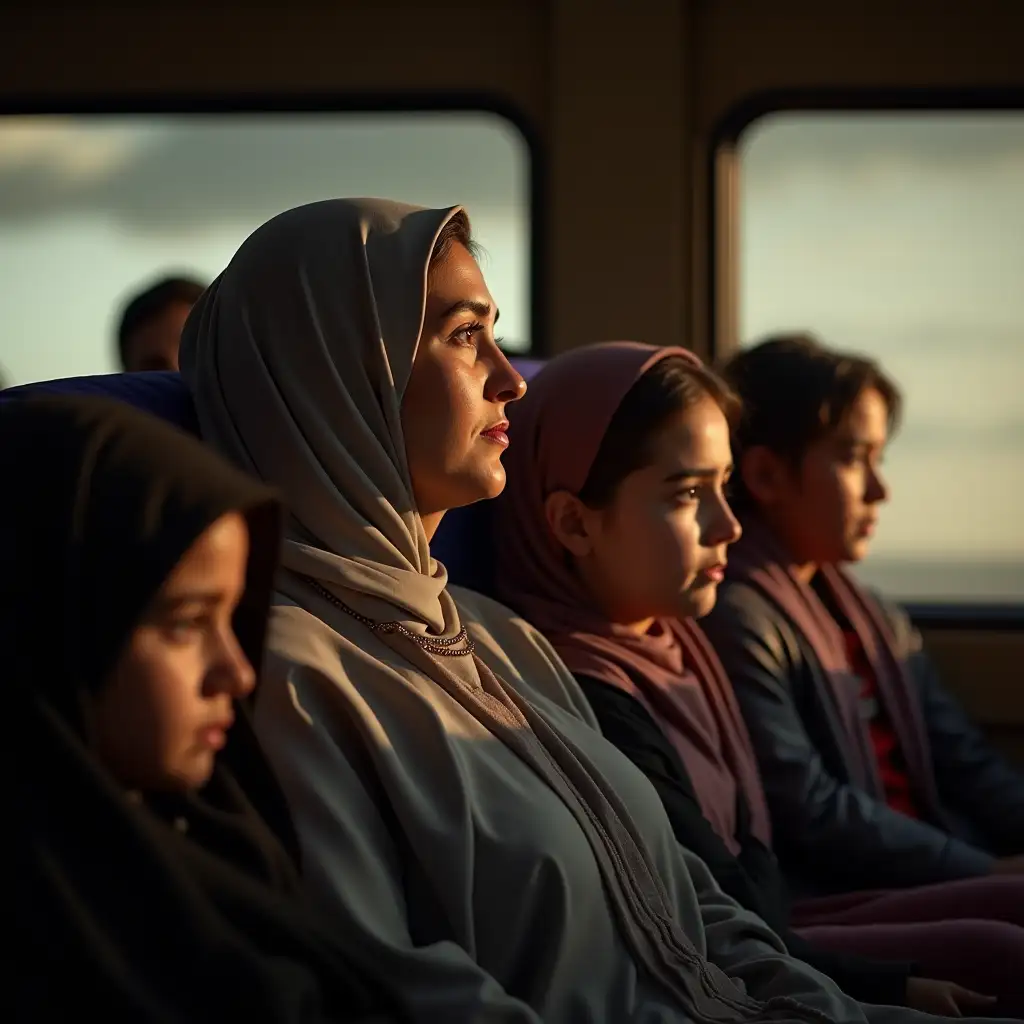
[401,241,526,538]
[583,398,742,628]
[92,512,256,792]
[782,386,891,566]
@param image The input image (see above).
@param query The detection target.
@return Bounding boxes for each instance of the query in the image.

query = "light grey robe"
[254,586,1007,1024]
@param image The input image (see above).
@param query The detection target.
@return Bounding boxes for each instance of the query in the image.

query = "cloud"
[0,118,146,178]
[0,113,528,232]
[741,113,1024,182]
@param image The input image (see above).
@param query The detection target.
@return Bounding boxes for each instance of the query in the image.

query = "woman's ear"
[544,490,597,559]
[740,445,788,507]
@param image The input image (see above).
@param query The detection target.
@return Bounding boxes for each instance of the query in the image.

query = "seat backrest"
[2,357,545,598]
[2,371,197,434]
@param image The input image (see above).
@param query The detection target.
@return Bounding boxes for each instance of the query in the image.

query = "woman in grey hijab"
[179,199,1014,1024]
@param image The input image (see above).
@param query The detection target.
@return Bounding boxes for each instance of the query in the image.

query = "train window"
[0,110,531,389]
[736,112,1024,605]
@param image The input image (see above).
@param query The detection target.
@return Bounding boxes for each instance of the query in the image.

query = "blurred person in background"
[117,274,207,373]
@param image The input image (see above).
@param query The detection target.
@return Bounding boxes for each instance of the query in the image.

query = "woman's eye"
[449,321,484,347]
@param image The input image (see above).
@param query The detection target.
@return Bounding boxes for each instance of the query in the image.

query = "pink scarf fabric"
[725,517,944,824]
[494,341,772,853]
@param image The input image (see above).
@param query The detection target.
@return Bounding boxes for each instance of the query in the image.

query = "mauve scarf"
[724,517,944,824]
[494,341,772,854]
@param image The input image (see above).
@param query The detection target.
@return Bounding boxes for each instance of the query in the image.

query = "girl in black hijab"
[3,395,393,1023]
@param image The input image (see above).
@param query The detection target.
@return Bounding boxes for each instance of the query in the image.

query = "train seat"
[3,371,198,433]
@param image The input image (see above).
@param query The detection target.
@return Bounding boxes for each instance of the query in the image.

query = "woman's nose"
[486,347,527,404]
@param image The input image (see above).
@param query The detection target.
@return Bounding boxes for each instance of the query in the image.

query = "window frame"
[0,90,546,357]
[709,86,1024,628]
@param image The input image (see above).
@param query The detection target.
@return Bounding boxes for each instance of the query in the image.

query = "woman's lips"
[480,422,510,448]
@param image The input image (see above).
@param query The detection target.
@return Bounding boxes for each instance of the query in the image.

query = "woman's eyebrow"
[439,299,499,323]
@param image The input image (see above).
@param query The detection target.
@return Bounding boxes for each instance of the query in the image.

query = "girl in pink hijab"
[494,341,1023,1018]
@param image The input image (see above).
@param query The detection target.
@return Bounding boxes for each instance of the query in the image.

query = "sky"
[0,109,1020,600]
[0,111,531,386]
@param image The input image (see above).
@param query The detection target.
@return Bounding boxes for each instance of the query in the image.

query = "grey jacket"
[703,581,1024,894]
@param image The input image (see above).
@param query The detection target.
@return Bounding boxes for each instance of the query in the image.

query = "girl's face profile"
[93,512,256,792]
[553,397,741,631]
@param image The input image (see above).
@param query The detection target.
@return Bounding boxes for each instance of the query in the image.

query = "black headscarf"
[3,396,391,1023]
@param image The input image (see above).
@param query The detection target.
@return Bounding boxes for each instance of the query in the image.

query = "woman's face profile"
[92,511,256,793]
[400,241,526,535]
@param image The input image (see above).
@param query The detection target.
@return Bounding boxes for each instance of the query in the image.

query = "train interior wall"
[2,0,1021,762]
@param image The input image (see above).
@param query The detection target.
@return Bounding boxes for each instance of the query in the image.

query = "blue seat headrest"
[2,371,197,434]
[3,358,545,598]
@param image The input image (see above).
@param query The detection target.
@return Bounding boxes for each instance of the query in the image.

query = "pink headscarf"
[494,341,772,853]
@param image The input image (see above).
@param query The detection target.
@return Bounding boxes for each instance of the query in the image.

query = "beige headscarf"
[179,199,832,1023]
[182,198,456,637]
